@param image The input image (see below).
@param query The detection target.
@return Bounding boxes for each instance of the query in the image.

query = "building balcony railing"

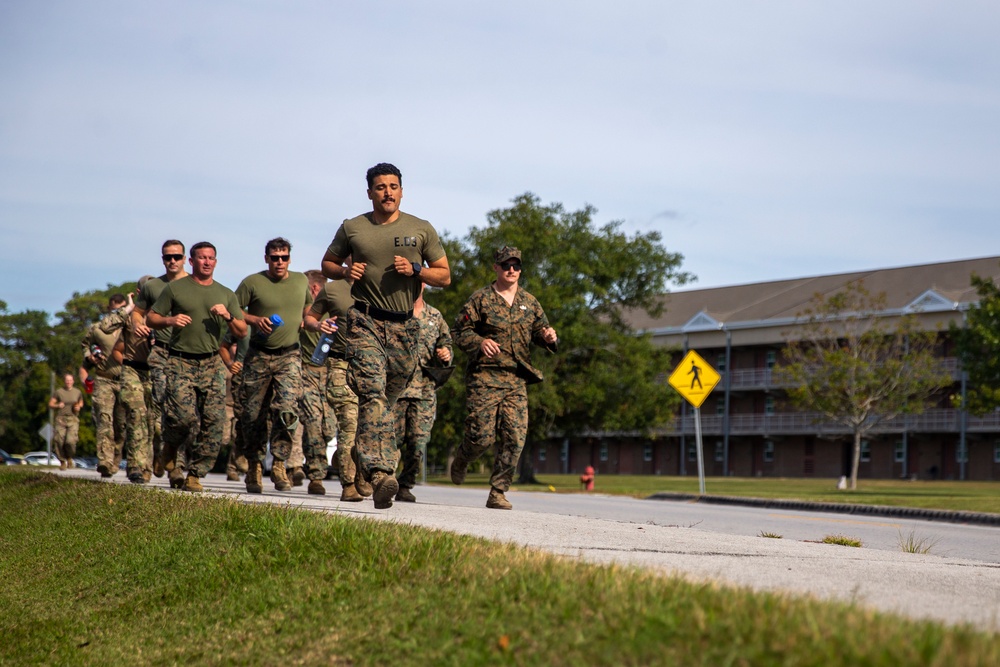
[660,407,1000,437]
[721,357,963,391]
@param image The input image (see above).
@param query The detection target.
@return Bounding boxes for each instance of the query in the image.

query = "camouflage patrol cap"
[494,246,521,264]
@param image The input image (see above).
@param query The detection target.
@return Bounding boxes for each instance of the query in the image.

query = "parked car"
[73,457,97,469]
[22,451,62,466]
[1,448,24,465]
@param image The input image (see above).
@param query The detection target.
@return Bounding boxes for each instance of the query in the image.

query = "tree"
[426,193,692,482]
[777,282,951,490]
[951,272,1000,415]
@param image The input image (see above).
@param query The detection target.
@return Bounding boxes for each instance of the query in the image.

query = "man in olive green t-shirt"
[320,162,451,509]
[148,241,247,492]
[235,237,313,494]
[49,373,84,469]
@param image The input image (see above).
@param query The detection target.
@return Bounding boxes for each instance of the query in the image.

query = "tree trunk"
[850,430,862,490]
[516,439,539,484]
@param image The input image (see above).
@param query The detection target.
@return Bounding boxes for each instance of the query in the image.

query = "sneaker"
[350,447,373,497]
[183,474,203,493]
[307,479,326,496]
[339,483,363,502]
[486,488,512,510]
[395,486,417,503]
[245,461,263,494]
[371,472,399,510]
[290,467,306,487]
[450,456,468,485]
[271,460,292,491]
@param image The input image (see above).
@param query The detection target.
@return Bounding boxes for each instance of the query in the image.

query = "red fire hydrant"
[580,466,595,491]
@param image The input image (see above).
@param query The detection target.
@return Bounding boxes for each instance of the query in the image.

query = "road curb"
[646,492,1000,527]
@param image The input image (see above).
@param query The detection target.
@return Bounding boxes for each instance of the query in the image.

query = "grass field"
[427,473,1000,514]
[2,468,999,666]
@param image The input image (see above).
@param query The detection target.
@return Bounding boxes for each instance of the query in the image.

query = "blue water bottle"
[310,319,338,365]
[259,314,283,339]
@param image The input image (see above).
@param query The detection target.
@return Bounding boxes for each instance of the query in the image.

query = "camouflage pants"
[226,372,248,476]
[93,376,125,472]
[162,354,227,478]
[52,415,80,462]
[459,380,529,493]
[241,348,301,463]
[148,345,168,468]
[327,359,358,486]
[299,361,334,480]
[392,392,437,489]
[346,309,418,478]
[120,365,153,476]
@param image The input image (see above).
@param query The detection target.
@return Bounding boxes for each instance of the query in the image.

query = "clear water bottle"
[310,319,338,365]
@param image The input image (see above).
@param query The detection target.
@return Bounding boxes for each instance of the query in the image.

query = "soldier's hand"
[436,347,452,363]
[348,262,367,281]
[542,327,558,344]
[480,338,500,358]
[133,322,152,338]
[173,314,192,328]
[230,361,243,375]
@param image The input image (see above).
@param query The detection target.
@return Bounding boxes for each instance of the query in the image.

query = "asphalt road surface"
[57,469,1000,630]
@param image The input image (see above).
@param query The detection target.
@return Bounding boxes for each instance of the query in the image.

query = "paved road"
[57,469,1000,630]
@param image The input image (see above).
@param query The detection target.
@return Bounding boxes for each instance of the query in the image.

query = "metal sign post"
[668,350,721,496]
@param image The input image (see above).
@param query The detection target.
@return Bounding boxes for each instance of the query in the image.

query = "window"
[766,350,776,369]
[716,353,726,372]
[956,443,968,464]
[765,396,775,416]
[861,440,871,463]
[687,444,696,462]
[716,397,725,416]
[643,443,653,462]
[894,441,905,463]
[599,443,608,462]
[714,441,724,463]
[538,447,546,462]
[560,446,567,462]
[763,440,774,463]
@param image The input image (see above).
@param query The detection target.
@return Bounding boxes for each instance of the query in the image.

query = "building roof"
[627,256,1000,335]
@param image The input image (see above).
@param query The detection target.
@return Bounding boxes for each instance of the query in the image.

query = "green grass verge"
[429,473,1000,514]
[2,468,998,666]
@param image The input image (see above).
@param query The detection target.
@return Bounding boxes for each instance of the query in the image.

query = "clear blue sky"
[2,1,999,316]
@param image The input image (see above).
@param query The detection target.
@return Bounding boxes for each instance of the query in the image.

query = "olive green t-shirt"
[151,277,244,355]
[327,211,446,313]
[53,387,83,418]
[235,271,312,349]
[307,279,354,359]
[136,275,174,344]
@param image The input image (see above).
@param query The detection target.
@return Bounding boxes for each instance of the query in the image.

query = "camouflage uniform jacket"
[82,317,123,380]
[100,308,152,364]
[399,303,452,399]
[453,283,557,387]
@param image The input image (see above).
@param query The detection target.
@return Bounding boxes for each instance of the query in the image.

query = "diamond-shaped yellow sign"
[668,350,721,409]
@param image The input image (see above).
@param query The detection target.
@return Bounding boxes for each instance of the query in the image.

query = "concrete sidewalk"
[59,469,1000,631]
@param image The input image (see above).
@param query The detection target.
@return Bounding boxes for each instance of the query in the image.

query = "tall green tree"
[426,193,692,481]
[777,283,951,490]
[951,272,1000,415]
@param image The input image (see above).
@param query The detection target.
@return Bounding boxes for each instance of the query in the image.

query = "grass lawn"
[2,468,999,666]
[427,473,1000,514]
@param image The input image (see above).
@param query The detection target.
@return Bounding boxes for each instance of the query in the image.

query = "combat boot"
[371,471,399,510]
[128,472,146,485]
[66,458,74,469]
[142,470,152,483]
[290,466,306,487]
[486,488,512,510]
[395,486,417,503]
[350,447,373,497]
[450,456,468,485]
[59,460,67,471]
[339,483,363,502]
[271,460,292,491]
[307,479,326,496]
[183,474,203,493]
[245,461,263,494]
[152,453,165,478]
[226,470,240,481]
[168,468,185,489]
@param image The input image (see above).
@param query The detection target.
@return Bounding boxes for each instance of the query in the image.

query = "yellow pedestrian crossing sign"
[668,350,721,409]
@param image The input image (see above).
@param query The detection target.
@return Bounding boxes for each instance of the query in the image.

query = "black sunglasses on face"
[499,262,522,271]
[269,254,290,263]
[162,254,185,262]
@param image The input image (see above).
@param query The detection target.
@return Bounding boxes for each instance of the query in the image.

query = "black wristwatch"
[411,262,422,276]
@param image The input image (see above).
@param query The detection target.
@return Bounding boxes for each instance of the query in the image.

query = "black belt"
[250,342,300,355]
[328,351,346,360]
[352,301,412,323]
[168,348,216,361]
[123,359,150,371]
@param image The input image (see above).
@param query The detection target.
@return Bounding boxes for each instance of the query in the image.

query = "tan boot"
[351,447,373,497]
[339,483,363,502]
[290,466,306,487]
[307,479,326,496]
[59,460,67,471]
[226,470,240,481]
[168,468,185,489]
[245,461,263,494]
[183,474,203,493]
[486,488,512,510]
[142,470,152,483]
[152,453,165,478]
[371,471,399,510]
[271,460,292,491]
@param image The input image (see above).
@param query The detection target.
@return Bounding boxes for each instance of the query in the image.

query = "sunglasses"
[162,254,185,262]
[499,262,522,272]
[269,254,290,263]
